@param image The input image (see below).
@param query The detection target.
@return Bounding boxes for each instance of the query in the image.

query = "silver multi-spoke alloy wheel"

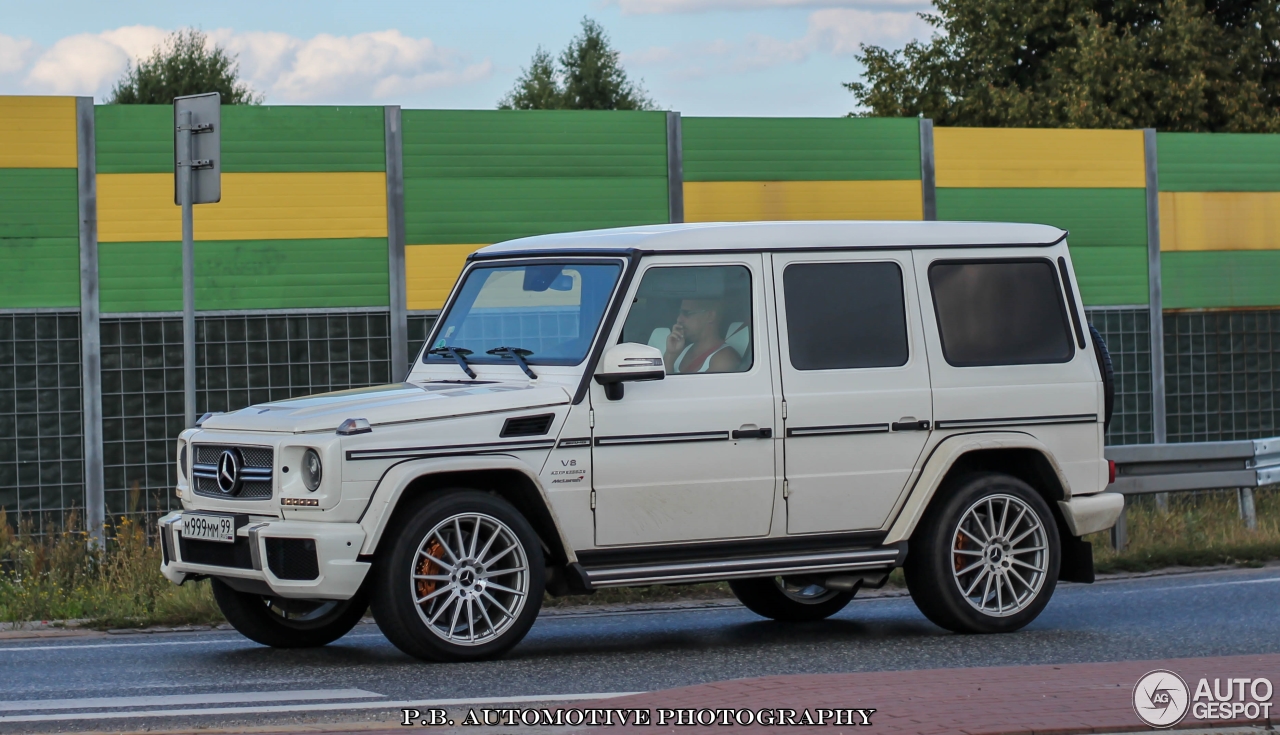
[950,493,1049,617]
[410,512,530,646]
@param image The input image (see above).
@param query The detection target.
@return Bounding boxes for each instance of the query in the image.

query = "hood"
[200,381,572,434]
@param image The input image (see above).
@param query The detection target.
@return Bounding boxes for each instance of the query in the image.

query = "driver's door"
[590,254,779,546]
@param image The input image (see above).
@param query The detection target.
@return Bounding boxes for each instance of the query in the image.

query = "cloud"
[625,7,929,79]
[609,0,928,15]
[2,26,491,103]
[0,34,37,76]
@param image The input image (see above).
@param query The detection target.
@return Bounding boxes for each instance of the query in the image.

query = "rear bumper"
[158,512,370,600]
[1058,492,1125,537]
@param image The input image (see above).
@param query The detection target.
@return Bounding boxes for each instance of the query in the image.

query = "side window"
[783,262,909,370]
[620,265,752,374]
[928,259,1074,367]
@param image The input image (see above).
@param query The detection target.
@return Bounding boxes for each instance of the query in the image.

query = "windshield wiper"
[427,346,477,379]
[486,347,538,379]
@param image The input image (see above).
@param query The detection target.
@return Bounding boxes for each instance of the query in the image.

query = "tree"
[845,0,1280,132]
[498,18,655,110]
[498,48,563,110]
[108,28,262,105]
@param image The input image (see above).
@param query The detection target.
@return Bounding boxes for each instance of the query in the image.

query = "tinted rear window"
[928,260,1074,367]
[783,262,909,370]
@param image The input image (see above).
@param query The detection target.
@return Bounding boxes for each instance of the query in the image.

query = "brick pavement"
[564,653,1280,734]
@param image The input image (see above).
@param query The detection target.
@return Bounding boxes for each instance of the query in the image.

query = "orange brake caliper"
[416,539,445,600]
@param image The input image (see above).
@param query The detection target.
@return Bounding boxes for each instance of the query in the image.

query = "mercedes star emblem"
[216,449,242,495]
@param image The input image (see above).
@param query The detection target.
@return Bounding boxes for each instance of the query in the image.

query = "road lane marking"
[0,632,385,653]
[1120,575,1280,594]
[0,688,382,712]
[0,692,640,723]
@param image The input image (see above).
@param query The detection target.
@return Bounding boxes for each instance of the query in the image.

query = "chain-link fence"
[1086,307,1155,446]
[0,312,83,528]
[7,304,1280,525]
[1165,309,1280,443]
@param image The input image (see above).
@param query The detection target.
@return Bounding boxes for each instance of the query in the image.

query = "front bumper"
[159,512,370,600]
[1058,492,1125,536]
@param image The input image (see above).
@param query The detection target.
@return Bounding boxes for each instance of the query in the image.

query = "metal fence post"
[1111,498,1128,551]
[1238,488,1258,531]
[666,111,684,224]
[919,119,937,221]
[76,97,105,544]
[1144,129,1169,513]
[384,105,408,379]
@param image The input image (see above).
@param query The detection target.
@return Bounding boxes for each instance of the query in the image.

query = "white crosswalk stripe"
[0,688,382,712]
[0,692,637,724]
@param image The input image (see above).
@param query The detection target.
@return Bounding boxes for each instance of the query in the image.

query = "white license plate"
[181,513,236,543]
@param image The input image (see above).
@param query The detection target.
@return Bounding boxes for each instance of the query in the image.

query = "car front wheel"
[370,490,544,662]
[905,472,1060,633]
[211,578,369,648]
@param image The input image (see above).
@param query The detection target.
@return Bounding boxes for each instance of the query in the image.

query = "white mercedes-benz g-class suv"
[160,221,1125,662]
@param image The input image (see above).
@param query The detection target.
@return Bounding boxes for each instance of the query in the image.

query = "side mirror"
[594,343,665,400]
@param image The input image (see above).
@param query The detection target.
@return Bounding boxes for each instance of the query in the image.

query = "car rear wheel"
[905,472,1060,633]
[729,576,855,621]
[211,578,369,648]
[370,490,544,662]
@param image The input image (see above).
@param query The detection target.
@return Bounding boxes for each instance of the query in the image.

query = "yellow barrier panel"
[1159,191,1280,252]
[0,97,77,168]
[935,128,1145,189]
[97,172,388,242]
[683,180,923,222]
[406,243,486,311]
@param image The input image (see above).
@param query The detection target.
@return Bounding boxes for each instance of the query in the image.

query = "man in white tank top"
[663,299,740,374]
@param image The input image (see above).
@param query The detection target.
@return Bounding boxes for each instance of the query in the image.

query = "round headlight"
[178,443,187,479]
[302,449,322,491]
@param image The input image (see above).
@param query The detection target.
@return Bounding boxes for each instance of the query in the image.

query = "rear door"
[772,250,933,534]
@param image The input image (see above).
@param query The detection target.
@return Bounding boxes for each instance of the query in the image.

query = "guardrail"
[1103,436,1280,549]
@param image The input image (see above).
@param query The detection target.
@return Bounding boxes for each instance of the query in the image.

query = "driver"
[664,299,740,374]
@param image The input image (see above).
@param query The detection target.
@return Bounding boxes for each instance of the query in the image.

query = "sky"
[0,0,935,117]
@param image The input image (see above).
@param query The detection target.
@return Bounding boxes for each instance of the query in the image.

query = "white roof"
[477,221,1067,256]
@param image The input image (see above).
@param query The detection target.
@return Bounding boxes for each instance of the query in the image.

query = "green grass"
[2,486,1275,627]
[0,510,222,629]
[1088,486,1280,573]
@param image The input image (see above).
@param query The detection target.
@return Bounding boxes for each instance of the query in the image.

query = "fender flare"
[357,455,577,563]
[883,431,1074,545]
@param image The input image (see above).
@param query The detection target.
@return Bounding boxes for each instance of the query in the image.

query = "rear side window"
[783,262,909,370]
[928,259,1074,367]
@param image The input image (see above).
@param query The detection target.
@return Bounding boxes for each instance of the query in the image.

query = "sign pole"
[178,110,197,429]
[173,92,219,427]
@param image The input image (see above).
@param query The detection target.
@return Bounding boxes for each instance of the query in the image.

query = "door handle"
[732,427,773,439]
[891,419,930,431]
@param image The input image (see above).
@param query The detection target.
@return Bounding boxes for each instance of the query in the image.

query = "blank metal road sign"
[173,92,221,205]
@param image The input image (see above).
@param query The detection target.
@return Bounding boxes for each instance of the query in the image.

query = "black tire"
[211,577,369,648]
[370,490,545,662]
[1088,323,1115,431]
[904,472,1060,634]
[729,576,855,622]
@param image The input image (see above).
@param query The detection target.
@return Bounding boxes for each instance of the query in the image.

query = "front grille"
[178,536,255,569]
[264,538,320,580]
[193,444,274,500]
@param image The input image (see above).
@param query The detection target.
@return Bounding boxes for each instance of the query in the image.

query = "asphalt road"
[1,565,1278,732]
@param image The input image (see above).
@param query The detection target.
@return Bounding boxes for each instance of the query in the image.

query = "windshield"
[424,261,623,366]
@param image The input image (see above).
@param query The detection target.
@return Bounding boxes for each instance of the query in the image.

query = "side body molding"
[883,431,1074,545]
[358,455,577,563]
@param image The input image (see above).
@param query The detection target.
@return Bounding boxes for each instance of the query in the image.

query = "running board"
[580,544,905,589]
